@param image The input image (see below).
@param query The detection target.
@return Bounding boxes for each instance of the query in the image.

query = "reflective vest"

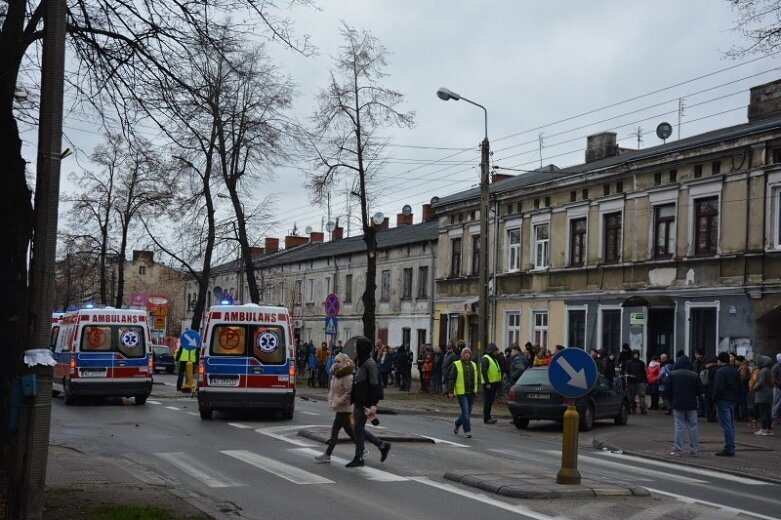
[176,347,196,363]
[454,360,478,395]
[482,354,502,384]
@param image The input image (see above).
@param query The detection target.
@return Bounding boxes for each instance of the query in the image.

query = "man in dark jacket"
[624,350,648,415]
[480,343,503,424]
[665,355,703,456]
[441,342,457,396]
[712,351,740,456]
[347,336,391,468]
[508,345,529,385]
[691,349,707,417]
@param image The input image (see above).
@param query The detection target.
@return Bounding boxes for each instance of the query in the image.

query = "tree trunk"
[115,222,128,308]
[361,225,377,343]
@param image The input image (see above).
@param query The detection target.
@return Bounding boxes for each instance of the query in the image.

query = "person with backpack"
[346,336,391,468]
[752,355,775,436]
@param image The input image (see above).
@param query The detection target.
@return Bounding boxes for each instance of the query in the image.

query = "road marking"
[292,448,407,482]
[298,410,319,416]
[488,449,653,482]
[165,406,182,411]
[156,452,244,488]
[187,412,199,416]
[163,382,175,386]
[255,425,321,447]
[228,422,253,429]
[147,400,161,405]
[426,436,470,447]
[222,450,333,485]
[410,477,569,519]
[594,451,769,486]
[551,451,706,484]
[647,486,780,520]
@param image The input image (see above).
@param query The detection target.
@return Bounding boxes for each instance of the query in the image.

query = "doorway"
[647,308,674,360]
[690,307,717,358]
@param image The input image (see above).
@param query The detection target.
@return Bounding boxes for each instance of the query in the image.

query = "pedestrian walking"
[448,346,478,438]
[713,351,740,456]
[752,355,775,436]
[315,353,356,463]
[665,354,703,457]
[772,353,781,426]
[480,343,503,424]
[624,349,648,414]
[346,337,391,468]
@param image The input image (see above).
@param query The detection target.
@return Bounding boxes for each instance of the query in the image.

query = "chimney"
[310,231,324,243]
[422,204,436,222]
[396,213,413,226]
[285,235,308,249]
[332,226,344,240]
[491,173,513,183]
[249,246,265,257]
[585,132,619,163]
[377,217,389,230]
[264,237,279,253]
[748,79,781,122]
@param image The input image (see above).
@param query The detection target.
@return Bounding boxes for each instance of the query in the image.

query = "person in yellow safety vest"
[174,344,196,391]
[447,347,479,438]
[480,343,503,424]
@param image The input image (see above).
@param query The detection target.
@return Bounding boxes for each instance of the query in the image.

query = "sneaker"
[484,418,497,424]
[454,422,459,435]
[755,429,768,435]
[364,448,369,457]
[314,453,331,463]
[714,450,735,457]
[669,450,682,457]
[345,459,365,468]
[690,451,698,457]
[380,442,391,462]
[464,433,472,438]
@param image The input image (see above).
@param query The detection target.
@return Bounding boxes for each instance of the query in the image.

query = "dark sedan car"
[152,345,175,374]
[506,366,629,431]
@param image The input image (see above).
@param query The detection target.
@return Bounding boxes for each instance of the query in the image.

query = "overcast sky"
[48,0,781,253]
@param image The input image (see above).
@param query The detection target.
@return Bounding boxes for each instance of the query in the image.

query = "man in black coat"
[665,355,703,456]
[624,350,648,415]
[712,351,740,457]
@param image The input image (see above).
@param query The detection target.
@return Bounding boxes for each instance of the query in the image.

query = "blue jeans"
[715,400,736,454]
[455,393,475,433]
[673,409,699,454]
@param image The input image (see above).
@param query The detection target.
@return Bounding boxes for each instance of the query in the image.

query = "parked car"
[152,345,175,374]
[506,366,629,431]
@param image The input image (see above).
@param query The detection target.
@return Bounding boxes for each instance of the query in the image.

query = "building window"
[616,181,623,193]
[534,223,549,269]
[381,270,391,301]
[603,184,610,196]
[603,212,622,263]
[570,191,576,202]
[534,198,540,210]
[711,160,721,175]
[417,266,429,298]
[344,274,352,303]
[569,218,587,267]
[532,311,548,349]
[694,196,718,255]
[654,172,662,186]
[506,311,521,349]
[324,277,331,299]
[601,309,621,354]
[506,228,521,272]
[139,265,147,275]
[654,204,676,258]
[544,196,551,207]
[307,279,314,303]
[669,169,677,183]
[582,189,588,200]
[694,164,703,178]
[402,268,413,299]
[295,280,302,305]
[777,190,781,247]
[402,327,411,347]
[450,238,462,276]
[280,284,286,306]
[471,235,480,275]
[567,309,586,349]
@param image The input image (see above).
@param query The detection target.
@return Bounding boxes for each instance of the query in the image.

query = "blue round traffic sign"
[548,348,598,398]
[180,329,202,351]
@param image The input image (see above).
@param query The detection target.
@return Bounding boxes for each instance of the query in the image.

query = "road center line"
[228,422,253,429]
[426,436,470,447]
[292,448,407,482]
[222,449,333,485]
[409,477,570,519]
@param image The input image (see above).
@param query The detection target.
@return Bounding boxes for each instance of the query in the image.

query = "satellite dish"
[372,212,385,226]
[430,196,440,205]
[656,122,673,141]
[304,225,313,234]
[326,220,336,232]
[402,204,412,216]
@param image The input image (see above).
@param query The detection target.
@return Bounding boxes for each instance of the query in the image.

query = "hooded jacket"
[481,343,502,384]
[352,338,382,407]
[646,360,661,384]
[752,356,773,404]
[328,354,355,413]
[665,356,702,411]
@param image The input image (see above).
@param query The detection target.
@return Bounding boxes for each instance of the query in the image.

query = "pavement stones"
[443,472,650,499]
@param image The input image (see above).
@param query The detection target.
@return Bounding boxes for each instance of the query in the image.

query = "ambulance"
[197,304,296,420]
[51,312,63,348]
[52,307,153,405]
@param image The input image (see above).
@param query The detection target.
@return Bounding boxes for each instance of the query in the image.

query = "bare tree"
[727,0,781,57]
[308,23,414,343]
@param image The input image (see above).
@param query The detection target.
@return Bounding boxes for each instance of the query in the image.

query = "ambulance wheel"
[52,388,61,397]
[281,405,294,420]
[200,408,213,420]
[135,396,147,405]
[63,381,75,405]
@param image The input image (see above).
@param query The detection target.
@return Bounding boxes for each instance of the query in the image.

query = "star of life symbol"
[120,330,140,348]
[256,330,279,353]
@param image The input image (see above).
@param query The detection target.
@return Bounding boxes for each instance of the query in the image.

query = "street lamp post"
[437,87,490,356]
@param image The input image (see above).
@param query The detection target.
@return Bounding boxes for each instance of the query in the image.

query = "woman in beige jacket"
[315,353,355,463]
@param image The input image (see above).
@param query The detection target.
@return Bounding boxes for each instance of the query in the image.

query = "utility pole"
[18,1,68,518]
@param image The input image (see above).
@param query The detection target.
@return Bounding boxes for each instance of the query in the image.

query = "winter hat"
[717,352,730,364]
[676,350,685,358]
[354,336,374,359]
[486,343,498,354]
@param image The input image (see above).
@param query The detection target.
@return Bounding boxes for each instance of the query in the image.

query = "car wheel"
[200,408,213,420]
[166,367,174,374]
[614,400,629,425]
[513,416,529,429]
[579,404,595,431]
[63,380,75,405]
[135,396,147,405]
[281,402,295,420]
[52,388,61,397]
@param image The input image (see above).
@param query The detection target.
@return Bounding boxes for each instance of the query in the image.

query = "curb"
[443,472,650,499]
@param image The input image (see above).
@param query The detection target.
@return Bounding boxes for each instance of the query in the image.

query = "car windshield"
[153,346,170,355]
[518,368,551,386]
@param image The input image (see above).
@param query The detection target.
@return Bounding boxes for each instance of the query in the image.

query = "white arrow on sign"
[557,356,587,389]
[185,334,198,347]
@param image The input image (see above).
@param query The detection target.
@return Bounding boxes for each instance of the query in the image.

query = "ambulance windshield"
[80,325,147,358]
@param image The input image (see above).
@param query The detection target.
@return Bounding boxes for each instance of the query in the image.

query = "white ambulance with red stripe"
[52,307,153,405]
[197,304,296,420]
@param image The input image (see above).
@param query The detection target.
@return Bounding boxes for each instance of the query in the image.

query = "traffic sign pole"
[557,398,581,485]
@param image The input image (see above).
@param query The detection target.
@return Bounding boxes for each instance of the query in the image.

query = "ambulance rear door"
[77,315,115,380]
[111,316,151,381]
[206,321,249,391]
[246,320,289,392]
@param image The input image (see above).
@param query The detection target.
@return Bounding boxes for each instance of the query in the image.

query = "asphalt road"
[48,375,781,520]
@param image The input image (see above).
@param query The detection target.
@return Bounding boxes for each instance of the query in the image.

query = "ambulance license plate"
[209,376,239,387]
[80,368,107,377]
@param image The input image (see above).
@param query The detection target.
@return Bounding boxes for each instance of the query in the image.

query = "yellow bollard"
[557,401,581,485]
[181,361,194,393]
